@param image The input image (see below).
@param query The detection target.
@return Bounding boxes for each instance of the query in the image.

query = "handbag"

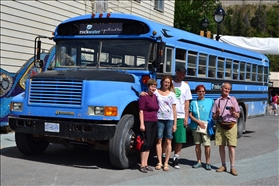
[194,101,208,135]
[220,122,236,130]
[135,132,145,151]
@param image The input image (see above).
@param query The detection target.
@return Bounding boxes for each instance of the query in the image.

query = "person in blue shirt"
[189,84,214,170]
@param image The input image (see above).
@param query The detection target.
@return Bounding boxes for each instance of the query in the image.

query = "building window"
[95,0,108,13]
[154,0,164,12]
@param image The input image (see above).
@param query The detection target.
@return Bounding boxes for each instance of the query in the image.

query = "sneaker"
[216,166,227,172]
[275,114,278,116]
[205,164,211,170]
[230,168,238,176]
[192,163,202,168]
[172,158,180,169]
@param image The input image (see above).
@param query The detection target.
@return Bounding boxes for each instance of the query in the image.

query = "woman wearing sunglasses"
[189,85,214,170]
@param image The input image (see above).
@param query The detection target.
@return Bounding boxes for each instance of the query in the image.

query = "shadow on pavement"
[0,144,124,170]
[0,131,208,170]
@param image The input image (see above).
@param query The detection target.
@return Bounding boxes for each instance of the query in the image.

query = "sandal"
[155,163,163,170]
[139,166,148,173]
[145,166,153,171]
[163,164,169,171]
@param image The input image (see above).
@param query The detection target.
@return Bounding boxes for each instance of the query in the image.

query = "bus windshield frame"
[55,39,155,69]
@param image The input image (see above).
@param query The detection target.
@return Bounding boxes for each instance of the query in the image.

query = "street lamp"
[214,5,226,41]
[201,16,209,36]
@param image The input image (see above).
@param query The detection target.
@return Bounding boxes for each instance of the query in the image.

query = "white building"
[0,0,175,73]
[270,72,279,88]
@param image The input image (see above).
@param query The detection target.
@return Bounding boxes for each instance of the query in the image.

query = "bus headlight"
[88,106,117,116]
[11,102,23,111]
[94,106,104,115]
[88,106,104,115]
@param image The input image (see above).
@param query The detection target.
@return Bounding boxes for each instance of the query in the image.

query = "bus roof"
[58,13,269,63]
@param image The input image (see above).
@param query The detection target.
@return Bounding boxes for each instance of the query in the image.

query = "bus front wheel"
[109,114,139,169]
[15,132,49,155]
[237,106,245,138]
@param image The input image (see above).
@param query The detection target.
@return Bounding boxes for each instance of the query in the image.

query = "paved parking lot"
[1,115,278,185]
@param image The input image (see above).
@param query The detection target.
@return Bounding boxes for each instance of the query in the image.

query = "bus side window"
[225,59,232,79]
[258,66,263,82]
[176,48,186,61]
[187,51,197,76]
[198,53,206,77]
[175,48,186,73]
[246,63,251,81]
[208,55,216,78]
[240,62,245,80]
[208,70,215,78]
[217,72,223,78]
[240,73,244,80]
[217,57,224,79]
[252,64,257,81]
[198,67,205,76]
[233,61,239,80]
[264,66,268,82]
[187,68,196,76]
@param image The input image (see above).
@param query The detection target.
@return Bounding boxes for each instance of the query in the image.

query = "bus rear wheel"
[237,106,245,138]
[15,132,49,155]
[109,114,139,169]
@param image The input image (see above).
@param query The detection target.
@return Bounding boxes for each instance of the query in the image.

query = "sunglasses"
[198,90,205,92]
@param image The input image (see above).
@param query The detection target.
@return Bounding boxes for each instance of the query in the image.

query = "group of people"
[138,67,240,176]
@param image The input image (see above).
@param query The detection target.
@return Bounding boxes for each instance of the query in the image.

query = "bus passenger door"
[159,47,173,73]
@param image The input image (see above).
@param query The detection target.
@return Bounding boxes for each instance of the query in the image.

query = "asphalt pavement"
[1,115,278,185]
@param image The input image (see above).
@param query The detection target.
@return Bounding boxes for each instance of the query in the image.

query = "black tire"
[237,106,245,138]
[109,114,139,169]
[15,132,49,155]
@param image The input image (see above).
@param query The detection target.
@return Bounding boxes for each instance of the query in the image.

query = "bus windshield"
[55,39,154,69]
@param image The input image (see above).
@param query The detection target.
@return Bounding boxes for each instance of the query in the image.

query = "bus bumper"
[9,116,116,140]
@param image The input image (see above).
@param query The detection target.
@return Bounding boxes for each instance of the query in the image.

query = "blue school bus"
[9,13,269,168]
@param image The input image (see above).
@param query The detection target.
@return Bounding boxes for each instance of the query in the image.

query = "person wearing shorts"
[171,67,192,169]
[271,93,278,116]
[212,82,240,176]
[189,85,214,170]
[154,75,177,171]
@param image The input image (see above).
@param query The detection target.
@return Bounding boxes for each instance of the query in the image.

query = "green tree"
[174,2,279,71]
[251,4,268,35]
[268,55,279,72]
[174,0,219,35]
[266,6,279,37]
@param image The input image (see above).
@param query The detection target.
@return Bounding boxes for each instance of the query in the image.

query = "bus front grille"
[29,79,83,106]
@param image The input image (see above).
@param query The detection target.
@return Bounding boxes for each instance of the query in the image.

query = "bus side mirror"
[34,59,44,68]
[33,37,44,68]
[156,41,166,65]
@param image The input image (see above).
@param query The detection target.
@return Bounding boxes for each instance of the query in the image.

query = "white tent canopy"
[217,35,279,55]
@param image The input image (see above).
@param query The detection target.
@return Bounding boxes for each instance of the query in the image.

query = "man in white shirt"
[171,67,192,169]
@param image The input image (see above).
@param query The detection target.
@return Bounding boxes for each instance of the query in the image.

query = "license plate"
[45,122,60,133]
